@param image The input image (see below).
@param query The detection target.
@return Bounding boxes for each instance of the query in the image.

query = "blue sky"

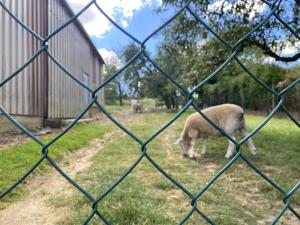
[91,5,175,57]
[66,0,175,63]
[66,0,299,67]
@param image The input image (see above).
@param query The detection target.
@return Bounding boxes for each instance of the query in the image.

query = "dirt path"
[163,132,177,161]
[0,131,117,225]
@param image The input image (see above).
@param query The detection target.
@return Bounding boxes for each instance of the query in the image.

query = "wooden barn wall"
[47,0,104,119]
[0,0,47,117]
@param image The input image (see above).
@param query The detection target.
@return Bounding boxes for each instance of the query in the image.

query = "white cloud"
[208,0,266,20]
[261,42,300,64]
[281,42,300,56]
[262,56,275,64]
[98,48,123,68]
[121,19,129,28]
[66,0,162,37]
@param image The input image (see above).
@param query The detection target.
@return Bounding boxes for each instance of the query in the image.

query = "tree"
[122,43,148,98]
[145,1,299,112]
[144,46,183,110]
[161,0,300,63]
[102,52,124,106]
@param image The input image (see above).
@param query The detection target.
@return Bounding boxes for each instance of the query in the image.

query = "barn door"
[83,73,90,108]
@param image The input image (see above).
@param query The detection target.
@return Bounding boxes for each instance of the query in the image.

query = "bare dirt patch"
[0,128,60,150]
[0,132,28,149]
[0,110,137,151]
[0,131,118,225]
[163,133,177,161]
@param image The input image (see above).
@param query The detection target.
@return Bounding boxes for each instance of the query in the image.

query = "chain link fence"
[0,0,299,224]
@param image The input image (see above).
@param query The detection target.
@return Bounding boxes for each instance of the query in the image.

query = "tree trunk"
[271,83,275,110]
[164,97,171,109]
[118,82,123,106]
[174,96,179,110]
[170,96,175,109]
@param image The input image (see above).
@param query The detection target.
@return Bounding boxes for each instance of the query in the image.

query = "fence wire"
[0,0,299,224]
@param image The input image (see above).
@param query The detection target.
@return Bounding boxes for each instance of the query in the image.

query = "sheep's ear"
[174,138,182,145]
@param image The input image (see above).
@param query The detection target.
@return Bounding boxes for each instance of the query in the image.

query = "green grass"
[50,111,299,225]
[105,98,173,114]
[0,122,111,208]
[105,104,132,113]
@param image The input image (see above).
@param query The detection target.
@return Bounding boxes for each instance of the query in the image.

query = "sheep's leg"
[241,128,257,155]
[182,145,189,158]
[189,139,196,159]
[225,136,236,159]
[201,138,208,156]
[187,129,199,159]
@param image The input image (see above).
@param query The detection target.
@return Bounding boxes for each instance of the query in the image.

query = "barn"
[0,0,105,131]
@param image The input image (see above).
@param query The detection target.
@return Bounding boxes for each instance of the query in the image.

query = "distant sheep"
[175,104,256,159]
[131,99,143,113]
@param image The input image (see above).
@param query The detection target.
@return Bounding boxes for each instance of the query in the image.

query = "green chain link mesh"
[0,0,299,224]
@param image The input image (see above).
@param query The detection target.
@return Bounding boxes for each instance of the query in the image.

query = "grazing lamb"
[175,104,256,159]
[131,99,143,113]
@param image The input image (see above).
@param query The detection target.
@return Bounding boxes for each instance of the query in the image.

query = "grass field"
[0,122,111,208]
[39,110,299,225]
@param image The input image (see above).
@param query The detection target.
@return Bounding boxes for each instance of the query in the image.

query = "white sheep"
[131,99,143,113]
[175,104,256,159]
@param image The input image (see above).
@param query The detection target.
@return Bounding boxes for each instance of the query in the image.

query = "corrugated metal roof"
[60,0,105,65]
